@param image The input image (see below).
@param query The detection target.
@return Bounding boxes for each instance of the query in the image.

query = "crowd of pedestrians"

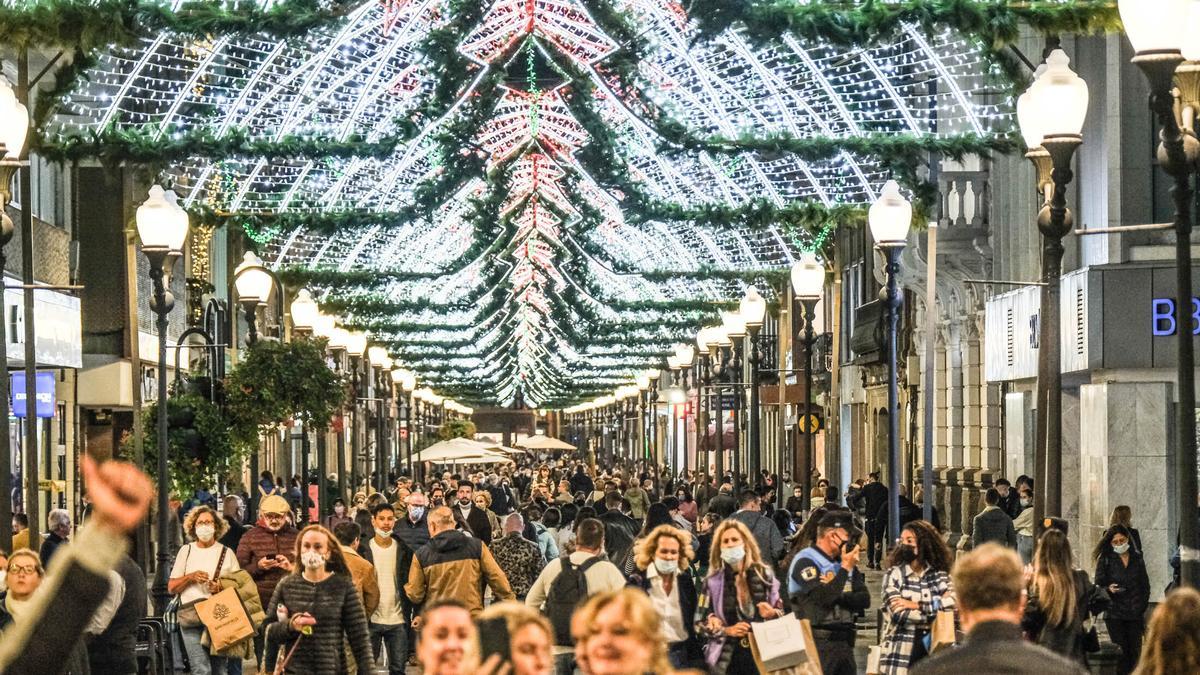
[0,456,1196,675]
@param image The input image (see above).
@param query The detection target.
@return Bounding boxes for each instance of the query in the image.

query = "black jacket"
[1094,550,1150,620]
[218,514,247,553]
[569,471,594,496]
[1022,569,1109,664]
[971,506,1017,549]
[872,496,922,540]
[912,620,1087,675]
[860,482,888,520]
[453,503,493,544]
[87,554,147,674]
[706,492,736,518]
[40,532,68,568]
[997,490,1022,520]
[597,510,639,566]
[360,533,416,606]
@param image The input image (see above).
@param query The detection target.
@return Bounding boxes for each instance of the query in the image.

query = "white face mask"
[0,570,7,592]
[720,546,745,565]
[300,550,326,570]
[654,558,678,575]
[1112,542,1130,555]
[195,524,216,542]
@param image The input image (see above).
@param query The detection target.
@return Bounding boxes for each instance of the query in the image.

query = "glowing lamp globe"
[1119,0,1187,56]
[869,181,913,248]
[234,252,273,305]
[790,253,825,300]
[739,287,767,328]
[290,289,319,332]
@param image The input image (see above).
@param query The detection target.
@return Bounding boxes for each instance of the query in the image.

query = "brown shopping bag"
[749,617,824,675]
[196,586,256,652]
[929,610,957,653]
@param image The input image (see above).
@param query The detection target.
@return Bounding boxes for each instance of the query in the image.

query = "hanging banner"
[11,371,56,418]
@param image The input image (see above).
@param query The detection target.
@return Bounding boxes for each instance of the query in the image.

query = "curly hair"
[1134,587,1200,675]
[634,524,694,572]
[181,505,228,542]
[886,520,953,573]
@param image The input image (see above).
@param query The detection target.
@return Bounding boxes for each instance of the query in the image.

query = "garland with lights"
[0,0,355,50]
[685,0,1121,53]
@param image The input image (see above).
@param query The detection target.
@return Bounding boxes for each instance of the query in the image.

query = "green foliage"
[226,337,346,431]
[136,393,249,497]
[437,418,477,440]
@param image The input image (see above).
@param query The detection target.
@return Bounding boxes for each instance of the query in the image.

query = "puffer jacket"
[403,529,514,615]
[205,568,267,659]
[235,521,299,610]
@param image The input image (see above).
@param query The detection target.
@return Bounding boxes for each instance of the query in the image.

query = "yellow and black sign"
[797,413,824,434]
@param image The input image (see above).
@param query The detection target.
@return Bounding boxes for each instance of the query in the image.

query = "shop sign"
[11,371,56,418]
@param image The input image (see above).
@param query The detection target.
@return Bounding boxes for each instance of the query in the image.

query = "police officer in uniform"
[787,510,871,675]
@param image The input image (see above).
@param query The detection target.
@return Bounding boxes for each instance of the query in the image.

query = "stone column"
[1079,382,1173,598]
[960,316,983,469]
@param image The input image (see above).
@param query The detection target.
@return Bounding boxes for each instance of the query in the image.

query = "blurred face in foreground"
[418,606,476,675]
[581,602,652,675]
[510,622,552,675]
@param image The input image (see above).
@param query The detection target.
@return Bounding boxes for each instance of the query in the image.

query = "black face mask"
[895,544,918,565]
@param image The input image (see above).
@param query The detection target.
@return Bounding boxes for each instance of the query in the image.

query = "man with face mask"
[235,494,299,668]
[787,510,871,675]
[359,503,413,673]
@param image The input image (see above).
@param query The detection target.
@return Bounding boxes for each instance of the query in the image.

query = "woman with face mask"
[322,498,352,532]
[263,524,373,674]
[696,519,782,673]
[626,525,700,669]
[1093,525,1150,675]
[168,505,240,675]
[878,520,956,674]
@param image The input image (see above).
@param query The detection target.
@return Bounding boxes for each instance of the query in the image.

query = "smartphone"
[477,616,511,664]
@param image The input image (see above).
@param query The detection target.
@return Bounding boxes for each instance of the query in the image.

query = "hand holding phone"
[476,616,511,665]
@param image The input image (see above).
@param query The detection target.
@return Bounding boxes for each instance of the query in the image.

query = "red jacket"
[235,520,299,608]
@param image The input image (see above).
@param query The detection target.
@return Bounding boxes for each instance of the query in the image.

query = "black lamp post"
[1016,48,1088,528]
[740,289,767,484]
[0,81,26,555]
[1116,2,1200,586]
[869,180,913,548]
[136,185,189,615]
[791,255,825,511]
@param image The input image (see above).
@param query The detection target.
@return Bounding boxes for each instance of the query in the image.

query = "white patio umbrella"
[515,435,576,451]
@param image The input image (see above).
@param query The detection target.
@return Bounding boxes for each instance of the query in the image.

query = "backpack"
[545,555,602,645]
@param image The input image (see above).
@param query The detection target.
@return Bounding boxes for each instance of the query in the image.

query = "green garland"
[0,0,355,50]
[684,1,1121,50]
[36,125,407,163]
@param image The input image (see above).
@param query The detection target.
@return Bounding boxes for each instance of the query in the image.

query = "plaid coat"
[879,564,956,675]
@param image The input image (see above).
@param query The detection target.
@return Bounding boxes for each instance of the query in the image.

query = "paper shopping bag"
[749,617,824,675]
[866,645,883,675]
[196,587,255,652]
[930,610,957,653]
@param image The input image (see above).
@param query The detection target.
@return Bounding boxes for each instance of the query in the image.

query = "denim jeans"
[180,625,229,675]
[370,622,408,674]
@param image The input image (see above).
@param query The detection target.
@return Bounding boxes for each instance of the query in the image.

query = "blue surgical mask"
[720,546,745,565]
[1113,542,1130,555]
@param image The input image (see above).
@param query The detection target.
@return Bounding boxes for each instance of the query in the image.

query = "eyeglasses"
[8,564,37,576]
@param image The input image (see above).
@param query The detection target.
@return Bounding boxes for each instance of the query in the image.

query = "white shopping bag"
[750,614,809,671]
[866,645,883,674]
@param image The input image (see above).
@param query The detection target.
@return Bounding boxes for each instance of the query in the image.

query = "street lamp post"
[723,312,747,492]
[741,289,767,484]
[393,369,416,478]
[344,331,367,494]
[869,180,913,548]
[369,346,392,493]
[0,78,27,555]
[1017,48,1088,526]
[233,251,281,518]
[791,254,825,511]
[137,185,190,615]
[648,369,661,467]
[1117,0,1199,587]
[290,290,323,519]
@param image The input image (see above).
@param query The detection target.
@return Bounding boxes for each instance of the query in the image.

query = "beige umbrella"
[515,435,577,451]
[412,438,513,463]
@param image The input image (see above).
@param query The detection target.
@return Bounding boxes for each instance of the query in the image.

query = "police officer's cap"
[817,511,860,537]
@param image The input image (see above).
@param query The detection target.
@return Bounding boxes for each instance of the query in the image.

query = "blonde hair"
[1110,505,1133,529]
[477,601,553,653]
[634,524,694,572]
[1134,587,1200,675]
[572,589,669,673]
[474,490,492,508]
[7,549,43,577]
[1031,529,1077,627]
[182,505,229,542]
[707,519,764,575]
